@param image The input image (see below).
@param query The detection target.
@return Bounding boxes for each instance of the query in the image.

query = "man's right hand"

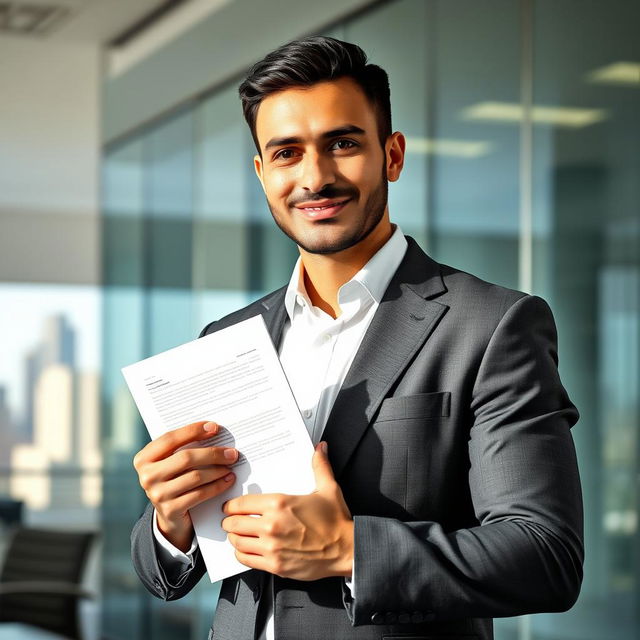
[133,420,238,552]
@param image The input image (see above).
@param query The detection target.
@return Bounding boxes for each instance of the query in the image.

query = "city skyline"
[0,296,101,516]
[0,283,99,420]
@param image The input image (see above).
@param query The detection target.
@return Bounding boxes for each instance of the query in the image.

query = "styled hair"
[238,36,391,152]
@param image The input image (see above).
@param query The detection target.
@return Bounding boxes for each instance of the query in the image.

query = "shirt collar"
[284,225,408,320]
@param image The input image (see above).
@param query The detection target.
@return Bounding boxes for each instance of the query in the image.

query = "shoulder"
[402,236,529,324]
[438,263,527,317]
[434,262,559,355]
[421,256,557,348]
[198,286,287,338]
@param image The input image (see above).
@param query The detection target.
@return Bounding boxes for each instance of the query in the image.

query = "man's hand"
[222,442,354,581]
[133,420,238,552]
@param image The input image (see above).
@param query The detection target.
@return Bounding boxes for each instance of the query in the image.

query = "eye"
[330,139,357,151]
[273,148,298,161]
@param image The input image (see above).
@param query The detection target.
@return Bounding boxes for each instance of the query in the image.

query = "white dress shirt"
[153,225,408,639]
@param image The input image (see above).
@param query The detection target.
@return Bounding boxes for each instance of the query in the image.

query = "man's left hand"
[222,442,354,581]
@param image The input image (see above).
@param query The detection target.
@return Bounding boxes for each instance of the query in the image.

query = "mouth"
[294,198,352,221]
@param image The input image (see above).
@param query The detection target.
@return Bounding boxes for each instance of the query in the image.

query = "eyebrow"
[264,125,366,151]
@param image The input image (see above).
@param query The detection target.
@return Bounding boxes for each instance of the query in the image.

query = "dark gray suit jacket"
[131,237,583,640]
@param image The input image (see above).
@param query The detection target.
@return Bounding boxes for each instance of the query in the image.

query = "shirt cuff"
[344,564,356,598]
[152,508,198,567]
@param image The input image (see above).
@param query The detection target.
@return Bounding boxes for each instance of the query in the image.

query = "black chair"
[0,500,23,528]
[0,528,96,639]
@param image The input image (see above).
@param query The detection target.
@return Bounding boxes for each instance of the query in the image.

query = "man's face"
[253,77,402,255]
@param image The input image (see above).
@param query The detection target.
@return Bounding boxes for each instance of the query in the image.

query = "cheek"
[341,157,379,190]
[263,173,291,201]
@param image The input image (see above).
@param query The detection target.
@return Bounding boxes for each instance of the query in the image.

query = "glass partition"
[101,1,640,637]
[527,1,640,638]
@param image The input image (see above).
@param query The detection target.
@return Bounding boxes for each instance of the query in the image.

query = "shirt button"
[370,612,384,624]
[303,409,312,419]
[323,333,332,342]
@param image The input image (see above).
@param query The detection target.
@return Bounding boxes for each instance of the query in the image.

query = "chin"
[297,232,366,255]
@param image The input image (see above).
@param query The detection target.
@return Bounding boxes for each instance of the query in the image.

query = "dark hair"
[238,36,391,152]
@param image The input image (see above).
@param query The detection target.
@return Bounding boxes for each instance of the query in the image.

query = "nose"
[299,151,336,193]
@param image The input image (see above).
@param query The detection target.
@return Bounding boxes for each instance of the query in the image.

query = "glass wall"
[101,0,640,638]
[528,2,640,638]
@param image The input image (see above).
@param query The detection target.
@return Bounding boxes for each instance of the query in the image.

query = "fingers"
[227,532,262,555]
[150,466,234,504]
[134,420,219,468]
[223,493,287,516]
[311,441,335,490]
[143,445,239,488]
[156,471,236,519]
[233,550,270,573]
[222,514,263,537]
[231,547,295,579]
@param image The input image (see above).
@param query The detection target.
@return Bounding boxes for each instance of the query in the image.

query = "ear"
[385,131,406,183]
[254,154,266,193]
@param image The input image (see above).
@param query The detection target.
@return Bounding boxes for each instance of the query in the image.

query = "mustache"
[288,185,358,207]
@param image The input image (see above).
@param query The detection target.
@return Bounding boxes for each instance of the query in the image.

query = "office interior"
[0,0,638,638]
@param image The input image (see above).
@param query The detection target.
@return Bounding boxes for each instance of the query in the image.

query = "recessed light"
[460,102,608,128]
[0,2,71,36]
[404,137,492,158]
[586,62,640,87]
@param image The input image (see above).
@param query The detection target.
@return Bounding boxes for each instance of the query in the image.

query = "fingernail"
[224,472,234,482]
[224,448,238,461]
[203,421,218,433]
[319,441,328,454]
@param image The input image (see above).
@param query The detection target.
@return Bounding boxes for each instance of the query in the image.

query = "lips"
[294,198,351,220]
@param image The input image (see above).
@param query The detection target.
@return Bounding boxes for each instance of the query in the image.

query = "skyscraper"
[11,314,100,516]
[19,314,76,442]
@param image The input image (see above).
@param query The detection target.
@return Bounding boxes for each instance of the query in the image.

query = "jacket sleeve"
[130,321,218,600]
[131,502,207,601]
[345,294,583,625]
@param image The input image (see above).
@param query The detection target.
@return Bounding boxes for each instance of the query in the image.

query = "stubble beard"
[266,166,389,256]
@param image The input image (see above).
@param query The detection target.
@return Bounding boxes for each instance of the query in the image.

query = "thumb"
[312,441,335,491]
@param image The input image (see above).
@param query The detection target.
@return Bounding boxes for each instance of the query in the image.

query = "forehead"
[254,77,377,148]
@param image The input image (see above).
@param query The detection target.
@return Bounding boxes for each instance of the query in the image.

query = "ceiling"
[0,0,172,45]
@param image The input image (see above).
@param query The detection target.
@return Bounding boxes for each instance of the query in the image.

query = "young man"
[131,37,583,640]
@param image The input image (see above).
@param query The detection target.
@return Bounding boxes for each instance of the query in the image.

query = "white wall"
[0,37,100,284]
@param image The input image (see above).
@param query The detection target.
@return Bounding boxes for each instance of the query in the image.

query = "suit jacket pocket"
[376,391,451,422]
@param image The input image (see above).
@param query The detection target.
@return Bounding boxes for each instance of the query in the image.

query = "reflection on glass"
[102,136,147,640]
[427,0,521,290]
[528,1,640,639]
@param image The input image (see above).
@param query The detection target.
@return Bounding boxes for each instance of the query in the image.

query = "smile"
[295,198,351,220]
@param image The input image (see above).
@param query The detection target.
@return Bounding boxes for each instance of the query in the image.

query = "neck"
[300,217,394,319]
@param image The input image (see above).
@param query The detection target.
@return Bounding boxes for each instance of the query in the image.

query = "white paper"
[122,315,315,582]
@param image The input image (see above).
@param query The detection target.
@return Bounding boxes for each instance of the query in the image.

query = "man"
[131,37,583,640]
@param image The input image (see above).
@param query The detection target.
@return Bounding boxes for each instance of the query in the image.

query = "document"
[122,315,315,582]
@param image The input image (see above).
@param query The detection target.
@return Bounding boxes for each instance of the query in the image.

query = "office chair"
[0,527,96,639]
[0,500,23,529]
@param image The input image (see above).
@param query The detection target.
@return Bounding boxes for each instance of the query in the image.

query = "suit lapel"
[321,238,448,479]
[258,288,288,348]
